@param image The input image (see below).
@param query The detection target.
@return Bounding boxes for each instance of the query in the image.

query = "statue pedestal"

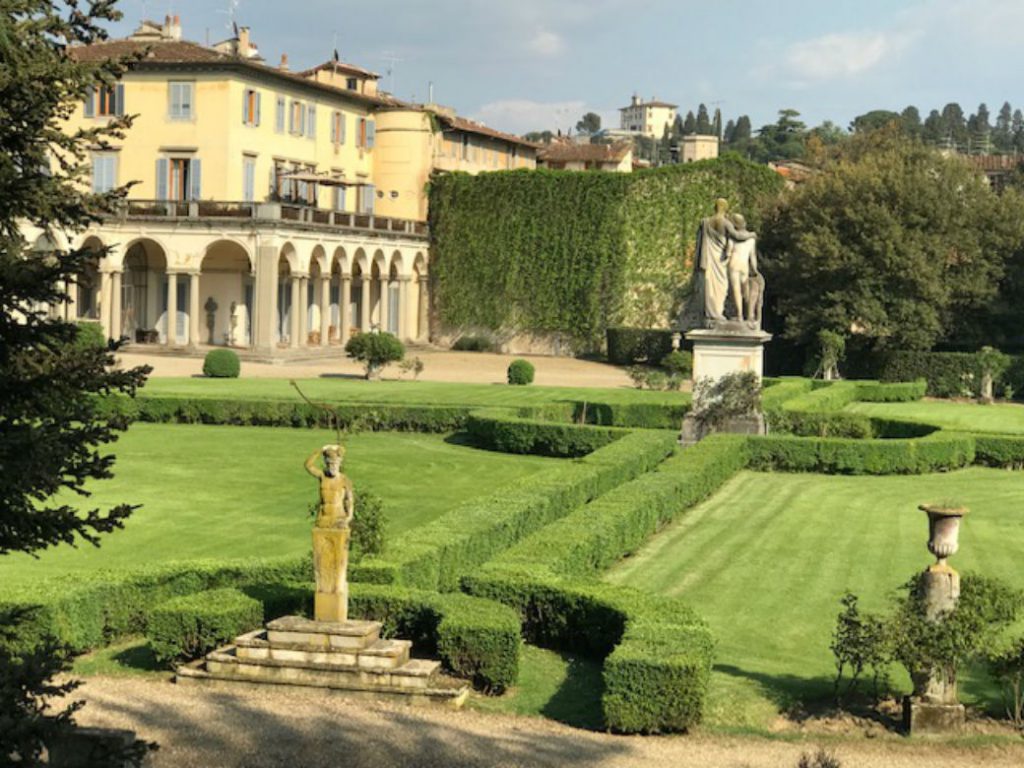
[312,528,349,623]
[686,326,772,385]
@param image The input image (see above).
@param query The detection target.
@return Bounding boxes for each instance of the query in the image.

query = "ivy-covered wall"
[429,156,784,349]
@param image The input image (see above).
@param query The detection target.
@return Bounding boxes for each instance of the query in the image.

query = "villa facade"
[44,17,534,357]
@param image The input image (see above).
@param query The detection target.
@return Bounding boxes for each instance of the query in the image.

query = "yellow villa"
[35,17,535,358]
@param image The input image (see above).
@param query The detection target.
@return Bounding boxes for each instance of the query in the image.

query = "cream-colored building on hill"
[619,95,677,139]
[37,17,534,358]
[680,134,720,163]
[537,141,633,172]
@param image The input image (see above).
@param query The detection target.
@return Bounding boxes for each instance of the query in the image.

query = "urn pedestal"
[685,326,772,386]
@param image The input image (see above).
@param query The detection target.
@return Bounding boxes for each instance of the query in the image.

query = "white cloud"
[471,99,589,135]
[784,30,913,81]
[528,28,565,57]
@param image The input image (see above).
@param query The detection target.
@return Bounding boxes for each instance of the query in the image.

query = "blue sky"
[110,0,1024,135]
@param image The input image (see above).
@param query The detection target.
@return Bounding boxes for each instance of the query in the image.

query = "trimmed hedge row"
[878,351,985,398]
[856,380,928,402]
[746,432,975,475]
[973,434,1024,469]
[466,409,627,457]
[352,429,679,590]
[100,395,473,433]
[147,587,263,664]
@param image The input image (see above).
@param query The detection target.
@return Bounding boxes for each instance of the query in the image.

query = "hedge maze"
[5,375,1022,734]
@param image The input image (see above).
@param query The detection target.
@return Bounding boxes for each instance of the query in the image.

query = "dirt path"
[70,677,1024,768]
[116,349,634,389]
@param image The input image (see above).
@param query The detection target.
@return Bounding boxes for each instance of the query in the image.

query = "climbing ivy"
[429,157,783,349]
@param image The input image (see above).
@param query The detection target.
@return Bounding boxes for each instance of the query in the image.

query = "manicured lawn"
[847,399,1024,435]
[139,377,688,407]
[0,423,560,591]
[605,469,1024,732]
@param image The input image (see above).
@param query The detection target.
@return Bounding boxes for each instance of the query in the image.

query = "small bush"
[606,327,675,366]
[352,490,386,559]
[398,356,425,380]
[345,332,405,379]
[691,371,761,433]
[452,335,495,353]
[661,350,693,379]
[507,359,535,386]
[467,410,624,457]
[202,349,240,378]
[72,320,106,349]
[146,588,263,664]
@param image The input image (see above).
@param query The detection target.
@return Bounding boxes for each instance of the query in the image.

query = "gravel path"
[116,349,634,388]
[70,677,1024,768]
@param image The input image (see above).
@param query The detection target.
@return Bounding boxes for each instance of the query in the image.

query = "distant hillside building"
[538,140,633,172]
[619,95,677,139]
[680,134,720,163]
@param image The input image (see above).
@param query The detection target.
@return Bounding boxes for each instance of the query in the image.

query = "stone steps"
[174,615,468,708]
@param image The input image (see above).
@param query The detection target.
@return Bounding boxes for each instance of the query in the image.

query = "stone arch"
[351,248,370,333]
[412,251,429,342]
[277,243,297,345]
[121,238,170,342]
[310,244,328,276]
[200,240,253,347]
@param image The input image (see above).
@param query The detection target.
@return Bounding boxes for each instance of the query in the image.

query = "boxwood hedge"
[466,409,626,457]
[147,587,262,664]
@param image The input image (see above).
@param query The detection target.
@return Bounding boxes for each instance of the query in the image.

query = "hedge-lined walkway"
[69,676,1024,768]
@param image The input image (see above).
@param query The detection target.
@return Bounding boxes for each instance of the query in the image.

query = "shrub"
[661,350,692,379]
[987,636,1024,727]
[352,490,386,559]
[974,435,1024,469]
[878,351,982,398]
[607,327,675,366]
[202,349,240,378]
[146,587,263,664]
[977,346,1011,402]
[452,335,495,353]
[467,410,624,458]
[345,332,405,379]
[691,371,761,433]
[397,356,424,380]
[71,320,106,349]
[831,592,890,705]
[507,359,535,386]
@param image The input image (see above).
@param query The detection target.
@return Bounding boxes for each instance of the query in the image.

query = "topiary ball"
[203,348,241,378]
[507,359,535,386]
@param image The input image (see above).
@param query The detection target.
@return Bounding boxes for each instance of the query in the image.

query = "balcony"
[117,200,429,238]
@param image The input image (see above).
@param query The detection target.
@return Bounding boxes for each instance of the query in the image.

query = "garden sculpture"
[305,444,355,622]
[726,213,764,329]
[692,198,756,327]
[204,296,218,345]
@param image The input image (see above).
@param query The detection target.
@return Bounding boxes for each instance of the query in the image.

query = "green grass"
[604,469,1024,732]
[139,377,688,407]
[847,399,1024,435]
[0,423,560,590]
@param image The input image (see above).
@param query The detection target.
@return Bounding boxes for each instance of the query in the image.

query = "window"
[357,118,375,149]
[359,183,375,215]
[333,185,346,211]
[289,100,305,135]
[461,135,468,161]
[275,95,285,133]
[91,154,117,193]
[93,84,125,117]
[155,157,201,201]
[242,155,256,202]
[242,89,261,126]
[346,77,358,91]
[169,81,194,120]
[306,105,317,139]
[330,111,346,145]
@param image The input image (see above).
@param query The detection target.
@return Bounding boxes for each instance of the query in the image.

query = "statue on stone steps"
[305,444,354,622]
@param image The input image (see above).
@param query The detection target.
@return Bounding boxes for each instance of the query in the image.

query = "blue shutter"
[308,105,316,138]
[189,159,202,200]
[339,114,347,144]
[255,92,261,126]
[91,157,102,193]
[243,89,249,124]
[156,158,168,199]
[84,87,95,117]
[330,113,337,143]
[115,84,125,116]
[288,101,295,133]
[299,103,306,136]
[366,120,375,149]
[276,96,284,132]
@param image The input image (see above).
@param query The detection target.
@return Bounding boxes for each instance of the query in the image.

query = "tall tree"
[712,107,722,139]
[682,110,696,135]
[850,110,901,134]
[940,102,967,149]
[922,109,944,145]
[994,101,1013,152]
[722,118,736,144]
[763,128,1024,352]
[695,103,711,135]
[968,103,992,154]
[732,115,752,142]
[753,109,807,161]
[900,106,922,138]
[575,111,601,134]
[0,2,151,763]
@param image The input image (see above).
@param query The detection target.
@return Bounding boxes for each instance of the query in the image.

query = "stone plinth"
[313,527,350,622]
[679,413,766,447]
[903,698,966,735]
[176,615,469,707]
[686,326,772,385]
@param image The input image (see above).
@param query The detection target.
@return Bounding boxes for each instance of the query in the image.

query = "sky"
[109,0,1024,136]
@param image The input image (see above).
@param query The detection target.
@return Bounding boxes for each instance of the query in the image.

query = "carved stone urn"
[919,504,967,569]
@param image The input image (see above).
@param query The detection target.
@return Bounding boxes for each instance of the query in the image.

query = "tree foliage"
[763,128,1024,351]
[575,111,601,134]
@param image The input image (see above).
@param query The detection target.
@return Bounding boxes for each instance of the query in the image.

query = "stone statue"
[726,213,764,329]
[305,444,355,622]
[204,296,218,345]
[228,300,239,347]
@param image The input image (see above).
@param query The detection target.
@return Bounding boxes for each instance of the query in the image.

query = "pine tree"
[995,102,1013,152]
[922,109,944,145]
[682,110,697,135]
[1014,110,1024,153]
[723,118,736,144]
[695,103,711,135]
[712,107,722,139]
[0,2,151,763]
[900,106,922,138]
[968,103,992,154]
[733,115,752,142]
[940,102,967,150]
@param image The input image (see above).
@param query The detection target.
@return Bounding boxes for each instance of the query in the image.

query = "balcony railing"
[118,200,428,237]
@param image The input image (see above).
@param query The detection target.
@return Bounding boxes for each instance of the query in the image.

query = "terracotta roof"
[299,60,381,80]
[68,39,401,108]
[968,154,1024,172]
[434,112,541,150]
[539,141,632,163]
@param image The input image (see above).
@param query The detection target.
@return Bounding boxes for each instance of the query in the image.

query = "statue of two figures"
[689,198,764,331]
[305,445,355,623]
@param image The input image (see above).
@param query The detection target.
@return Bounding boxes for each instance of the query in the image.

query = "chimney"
[631,93,639,107]
[238,26,250,56]
[169,14,182,41]
[279,53,289,71]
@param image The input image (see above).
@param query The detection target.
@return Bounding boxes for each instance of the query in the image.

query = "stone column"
[359,277,371,333]
[319,276,330,346]
[109,271,123,340]
[398,276,411,342]
[298,276,310,346]
[417,276,430,342]
[340,273,352,344]
[378,276,390,333]
[188,272,201,347]
[165,272,178,345]
[99,271,112,338]
[64,278,77,321]
[252,245,278,355]
[289,277,302,348]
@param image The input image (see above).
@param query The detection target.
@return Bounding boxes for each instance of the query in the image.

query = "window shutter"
[299,103,307,136]
[156,158,168,199]
[189,158,202,200]
[308,105,316,138]
[115,84,125,116]
[243,90,249,124]
[276,96,285,133]
[84,87,95,118]
[330,113,337,143]
[91,157,101,193]
[288,101,295,133]
[255,92,261,126]
[366,120,375,148]
[339,114,347,144]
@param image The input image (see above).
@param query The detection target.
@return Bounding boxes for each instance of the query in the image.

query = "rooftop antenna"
[216,0,241,34]
[380,50,404,96]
